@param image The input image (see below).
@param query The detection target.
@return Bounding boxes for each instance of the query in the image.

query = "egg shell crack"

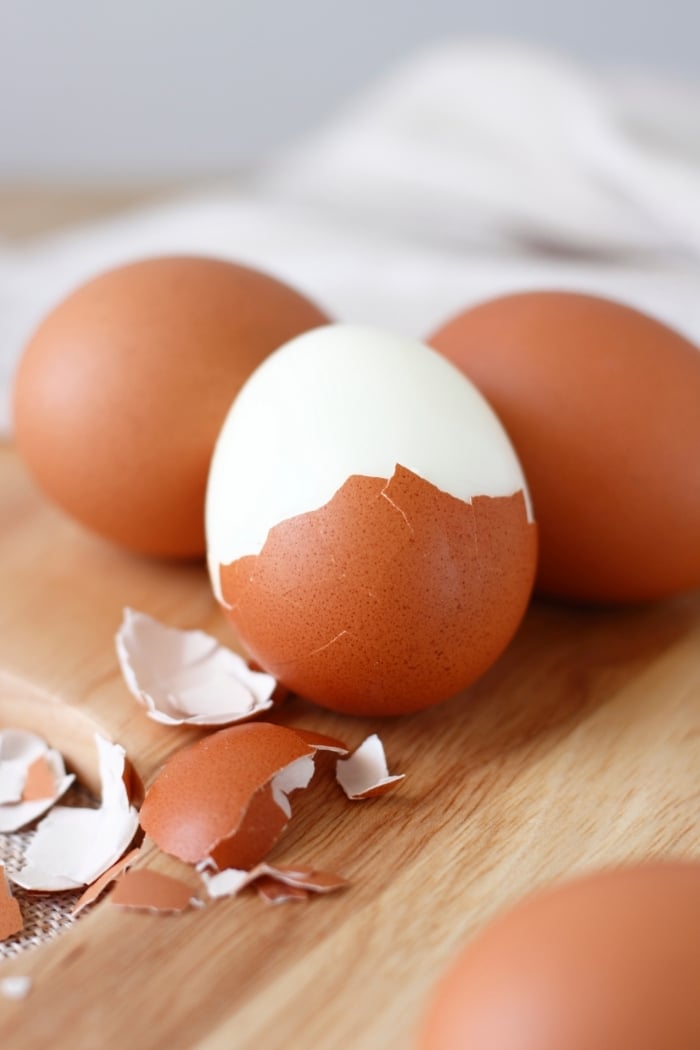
[218,465,536,715]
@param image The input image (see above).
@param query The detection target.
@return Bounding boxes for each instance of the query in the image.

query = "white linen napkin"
[2,40,700,437]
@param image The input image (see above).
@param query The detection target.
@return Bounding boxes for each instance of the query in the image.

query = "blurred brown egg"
[420,861,700,1050]
[13,256,329,557]
[429,291,700,602]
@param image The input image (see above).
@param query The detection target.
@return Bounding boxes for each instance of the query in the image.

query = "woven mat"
[1,785,96,959]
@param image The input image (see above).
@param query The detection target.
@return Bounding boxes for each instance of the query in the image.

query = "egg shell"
[109,869,195,913]
[13,256,329,557]
[256,878,309,904]
[220,468,534,714]
[138,723,317,868]
[206,324,536,716]
[11,735,139,892]
[21,754,57,801]
[429,291,700,602]
[420,861,700,1050]
[0,866,23,941]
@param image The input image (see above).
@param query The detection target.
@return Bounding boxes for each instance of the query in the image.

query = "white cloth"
[3,39,700,436]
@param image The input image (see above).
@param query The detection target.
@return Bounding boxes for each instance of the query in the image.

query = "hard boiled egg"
[206,324,537,716]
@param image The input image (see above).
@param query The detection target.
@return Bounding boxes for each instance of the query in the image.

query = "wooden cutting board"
[1,440,699,1049]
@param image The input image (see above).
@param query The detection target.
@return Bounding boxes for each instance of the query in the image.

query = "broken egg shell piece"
[336,734,405,800]
[252,863,348,894]
[0,767,26,807]
[72,847,142,915]
[202,861,347,900]
[273,867,348,893]
[0,865,23,940]
[109,868,197,913]
[10,807,136,891]
[11,735,139,892]
[0,730,48,803]
[94,734,136,812]
[0,738,75,833]
[22,754,58,802]
[209,756,315,872]
[122,756,145,809]
[288,728,349,755]
[139,723,318,868]
[257,878,309,904]
[115,607,276,726]
[201,866,254,899]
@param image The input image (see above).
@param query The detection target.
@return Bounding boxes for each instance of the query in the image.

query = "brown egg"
[206,325,537,716]
[420,861,700,1050]
[139,723,321,870]
[429,292,700,602]
[13,256,329,557]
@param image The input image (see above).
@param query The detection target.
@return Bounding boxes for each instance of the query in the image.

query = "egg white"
[206,324,531,584]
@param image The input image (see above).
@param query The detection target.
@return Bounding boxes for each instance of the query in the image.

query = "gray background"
[1,0,699,181]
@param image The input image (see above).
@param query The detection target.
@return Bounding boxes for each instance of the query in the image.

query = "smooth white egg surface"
[206,323,530,574]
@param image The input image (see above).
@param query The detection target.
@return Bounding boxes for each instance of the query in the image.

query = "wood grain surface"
[1,185,699,1049]
[1,439,699,1049]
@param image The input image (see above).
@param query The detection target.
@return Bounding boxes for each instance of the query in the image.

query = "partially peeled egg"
[206,325,537,715]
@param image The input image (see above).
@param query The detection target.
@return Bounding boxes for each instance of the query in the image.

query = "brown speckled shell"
[138,723,314,866]
[0,866,23,940]
[218,465,536,716]
[429,291,700,602]
[13,256,329,557]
